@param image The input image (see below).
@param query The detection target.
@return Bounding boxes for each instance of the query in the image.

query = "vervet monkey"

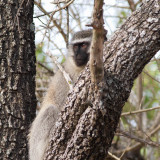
[28,30,92,160]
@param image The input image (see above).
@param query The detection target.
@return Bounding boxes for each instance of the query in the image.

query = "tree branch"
[37,61,54,75]
[46,51,73,90]
[117,129,159,147]
[89,0,105,85]
[45,0,160,159]
[127,0,136,11]
[121,106,160,116]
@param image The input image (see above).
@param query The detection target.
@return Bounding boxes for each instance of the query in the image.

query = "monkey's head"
[68,30,92,67]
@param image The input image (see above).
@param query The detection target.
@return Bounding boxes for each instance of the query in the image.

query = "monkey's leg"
[28,105,60,160]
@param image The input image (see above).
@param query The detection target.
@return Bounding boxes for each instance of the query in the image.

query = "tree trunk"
[0,0,36,159]
[45,0,160,159]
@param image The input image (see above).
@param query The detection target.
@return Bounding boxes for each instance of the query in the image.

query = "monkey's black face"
[73,42,90,66]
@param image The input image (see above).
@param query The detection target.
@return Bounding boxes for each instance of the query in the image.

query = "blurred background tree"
[33,0,160,159]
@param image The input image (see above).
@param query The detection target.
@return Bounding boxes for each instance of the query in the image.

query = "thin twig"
[66,6,69,47]
[116,124,160,154]
[121,106,160,116]
[150,124,160,136]
[119,143,132,159]
[105,5,130,9]
[34,0,67,42]
[37,61,54,75]
[117,129,159,147]
[143,70,160,84]
[47,0,74,30]
[46,51,73,90]
[34,12,52,18]
[108,152,120,160]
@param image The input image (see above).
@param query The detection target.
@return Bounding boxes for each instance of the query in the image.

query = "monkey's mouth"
[76,59,84,63]
[76,58,88,66]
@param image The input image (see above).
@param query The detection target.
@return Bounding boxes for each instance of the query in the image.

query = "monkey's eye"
[73,44,78,51]
[81,43,88,49]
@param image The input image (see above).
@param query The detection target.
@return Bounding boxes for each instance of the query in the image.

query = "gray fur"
[28,30,92,160]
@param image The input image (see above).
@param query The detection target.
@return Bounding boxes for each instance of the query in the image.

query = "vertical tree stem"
[89,0,105,85]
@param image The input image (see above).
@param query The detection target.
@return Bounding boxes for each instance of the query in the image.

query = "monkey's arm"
[28,105,60,160]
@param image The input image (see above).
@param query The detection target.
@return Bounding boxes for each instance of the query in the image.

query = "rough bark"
[45,0,160,159]
[0,0,36,159]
